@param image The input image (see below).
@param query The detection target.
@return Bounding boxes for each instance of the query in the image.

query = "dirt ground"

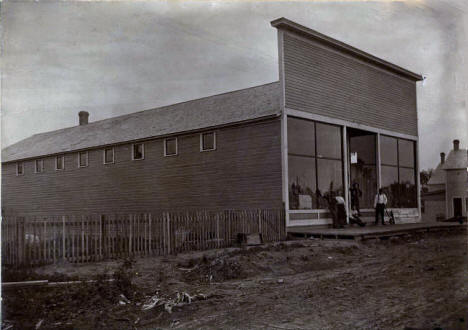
[2,228,468,330]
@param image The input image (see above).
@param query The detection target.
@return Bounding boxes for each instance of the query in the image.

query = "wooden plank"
[99,215,103,260]
[81,216,85,263]
[149,214,152,255]
[62,216,66,261]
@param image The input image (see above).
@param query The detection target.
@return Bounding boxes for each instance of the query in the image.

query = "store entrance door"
[347,128,377,215]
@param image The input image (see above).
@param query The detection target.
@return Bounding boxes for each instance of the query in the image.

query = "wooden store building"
[1,18,424,227]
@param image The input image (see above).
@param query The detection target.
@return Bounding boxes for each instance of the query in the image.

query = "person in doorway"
[350,182,362,216]
[374,188,388,225]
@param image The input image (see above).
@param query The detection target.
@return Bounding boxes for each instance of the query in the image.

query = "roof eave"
[271,17,423,82]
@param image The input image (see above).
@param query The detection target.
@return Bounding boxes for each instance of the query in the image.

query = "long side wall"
[2,119,283,216]
[282,32,418,136]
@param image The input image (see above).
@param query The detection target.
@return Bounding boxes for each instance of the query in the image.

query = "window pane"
[288,155,316,210]
[316,123,341,159]
[35,160,42,172]
[317,158,343,209]
[398,139,415,168]
[56,156,63,169]
[287,117,315,156]
[79,152,87,167]
[202,133,215,150]
[381,165,398,207]
[133,144,143,159]
[166,138,177,155]
[105,148,113,163]
[17,162,23,174]
[399,167,417,208]
[380,135,398,166]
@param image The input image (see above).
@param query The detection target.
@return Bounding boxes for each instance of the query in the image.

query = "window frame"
[55,155,65,171]
[103,147,115,164]
[78,151,89,168]
[164,137,178,157]
[16,162,24,176]
[131,143,145,161]
[34,159,44,173]
[287,116,344,211]
[379,135,417,208]
[200,132,216,152]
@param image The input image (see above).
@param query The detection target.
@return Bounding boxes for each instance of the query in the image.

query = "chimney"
[440,152,445,164]
[453,139,460,151]
[78,111,89,126]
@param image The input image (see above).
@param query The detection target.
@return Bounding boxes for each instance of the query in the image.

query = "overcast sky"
[2,0,468,169]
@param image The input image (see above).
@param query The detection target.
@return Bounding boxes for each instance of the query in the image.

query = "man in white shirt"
[374,188,388,225]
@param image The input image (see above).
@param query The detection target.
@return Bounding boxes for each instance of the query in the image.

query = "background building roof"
[427,162,446,186]
[442,149,468,170]
[2,82,281,163]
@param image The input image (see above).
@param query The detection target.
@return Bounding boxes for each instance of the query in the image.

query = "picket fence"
[2,209,286,267]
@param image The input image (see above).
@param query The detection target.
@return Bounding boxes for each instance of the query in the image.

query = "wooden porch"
[287,222,466,241]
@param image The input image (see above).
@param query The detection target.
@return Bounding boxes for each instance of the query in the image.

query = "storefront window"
[317,159,343,209]
[287,118,315,156]
[398,139,417,208]
[398,139,415,168]
[288,156,316,209]
[316,123,341,159]
[287,117,343,210]
[380,136,417,208]
[381,165,399,208]
[380,135,398,166]
[399,167,417,207]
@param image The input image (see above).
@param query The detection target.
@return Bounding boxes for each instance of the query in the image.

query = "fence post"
[148,214,152,255]
[166,213,171,254]
[17,217,25,266]
[216,213,220,249]
[101,215,107,259]
[62,216,66,261]
[258,209,262,236]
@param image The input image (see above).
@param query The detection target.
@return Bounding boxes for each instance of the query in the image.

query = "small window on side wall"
[200,132,216,152]
[132,143,144,160]
[164,138,178,157]
[16,162,24,176]
[104,147,114,164]
[35,159,44,173]
[78,151,88,168]
[55,155,65,170]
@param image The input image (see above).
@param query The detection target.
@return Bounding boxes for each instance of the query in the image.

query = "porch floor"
[287,222,466,240]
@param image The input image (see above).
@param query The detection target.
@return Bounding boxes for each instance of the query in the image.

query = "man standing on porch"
[374,189,388,225]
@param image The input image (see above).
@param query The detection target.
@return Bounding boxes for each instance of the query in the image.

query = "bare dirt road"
[3,228,468,329]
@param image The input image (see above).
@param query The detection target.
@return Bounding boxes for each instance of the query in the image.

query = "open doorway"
[453,198,463,217]
[347,128,377,215]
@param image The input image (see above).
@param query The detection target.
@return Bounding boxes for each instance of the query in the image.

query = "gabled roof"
[2,82,281,163]
[271,17,423,82]
[427,162,446,186]
[442,149,468,170]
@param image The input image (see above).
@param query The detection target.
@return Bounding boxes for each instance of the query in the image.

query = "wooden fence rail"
[1,209,286,267]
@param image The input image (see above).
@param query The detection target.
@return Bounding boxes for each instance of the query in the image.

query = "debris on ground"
[2,229,467,329]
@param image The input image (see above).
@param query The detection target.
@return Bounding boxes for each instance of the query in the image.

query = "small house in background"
[1,18,424,227]
[422,140,468,221]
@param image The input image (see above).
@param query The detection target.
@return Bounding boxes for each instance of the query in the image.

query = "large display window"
[380,135,417,208]
[288,117,343,210]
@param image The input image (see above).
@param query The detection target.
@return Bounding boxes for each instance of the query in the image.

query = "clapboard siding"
[2,119,283,216]
[283,32,418,136]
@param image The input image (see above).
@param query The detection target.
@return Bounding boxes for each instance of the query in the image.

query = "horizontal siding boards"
[283,32,418,136]
[2,119,282,216]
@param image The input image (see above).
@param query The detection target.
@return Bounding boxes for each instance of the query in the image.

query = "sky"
[1,0,468,170]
